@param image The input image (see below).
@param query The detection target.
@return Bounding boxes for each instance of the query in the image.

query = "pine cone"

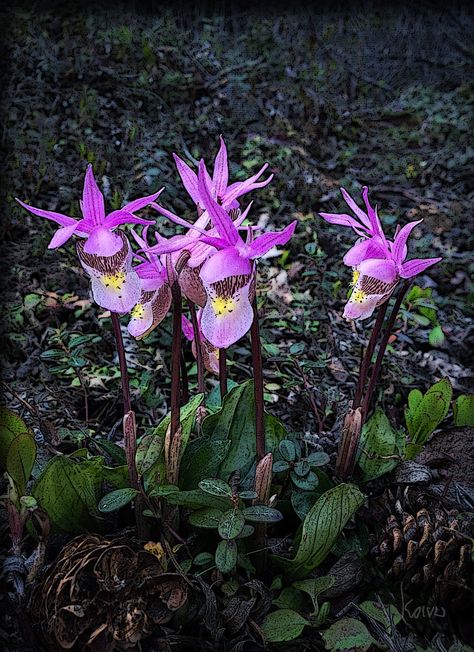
[29,534,188,651]
[371,504,473,608]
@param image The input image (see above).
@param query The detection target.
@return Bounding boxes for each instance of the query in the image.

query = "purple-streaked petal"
[362,187,384,239]
[83,227,123,256]
[198,161,239,245]
[103,210,155,229]
[179,265,207,307]
[200,279,254,349]
[173,153,201,204]
[90,269,141,314]
[392,219,423,265]
[223,163,273,207]
[81,165,106,226]
[318,211,369,236]
[343,236,387,266]
[358,257,397,283]
[145,234,197,255]
[48,223,80,249]
[182,315,194,341]
[340,187,371,229]
[128,284,172,338]
[247,220,297,259]
[16,198,77,227]
[122,188,164,213]
[200,247,252,285]
[213,135,229,198]
[343,293,383,321]
[400,257,442,279]
[199,236,230,250]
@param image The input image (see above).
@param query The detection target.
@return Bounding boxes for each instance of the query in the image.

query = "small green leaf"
[215,539,237,573]
[273,460,290,473]
[148,484,179,497]
[95,438,127,465]
[291,470,318,490]
[261,609,308,643]
[279,440,297,462]
[359,600,402,633]
[406,378,452,453]
[307,451,330,467]
[218,508,245,540]
[189,507,223,528]
[166,489,230,510]
[98,487,138,512]
[238,490,258,500]
[242,505,283,523]
[429,324,445,347]
[294,460,310,476]
[193,552,214,567]
[358,409,404,481]
[273,587,306,611]
[293,576,335,616]
[199,478,233,498]
[321,617,375,652]
[0,408,33,467]
[453,394,474,427]
[135,432,164,477]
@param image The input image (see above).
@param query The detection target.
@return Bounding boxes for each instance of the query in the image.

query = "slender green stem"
[219,348,228,401]
[188,300,205,394]
[361,281,411,418]
[352,301,389,409]
[251,296,265,461]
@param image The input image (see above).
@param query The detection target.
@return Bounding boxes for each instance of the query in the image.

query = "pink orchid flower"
[196,161,297,348]
[153,135,273,220]
[182,313,219,375]
[16,164,162,256]
[319,187,441,320]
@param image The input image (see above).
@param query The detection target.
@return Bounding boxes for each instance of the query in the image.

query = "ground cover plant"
[0,2,473,651]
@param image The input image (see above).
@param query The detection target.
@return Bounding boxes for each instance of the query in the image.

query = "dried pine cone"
[371,505,473,608]
[29,534,188,651]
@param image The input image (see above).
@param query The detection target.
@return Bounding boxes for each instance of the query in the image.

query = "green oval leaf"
[273,483,365,580]
[189,507,223,529]
[98,487,139,512]
[6,432,36,496]
[321,617,375,652]
[453,394,474,427]
[242,505,283,523]
[218,508,245,540]
[307,451,330,467]
[273,460,290,473]
[199,478,233,498]
[215,539,237,573]
[279,440,297,462]
[261,609,308,643]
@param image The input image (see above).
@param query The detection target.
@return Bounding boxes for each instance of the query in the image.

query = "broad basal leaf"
[358,409,404,481]
[261,609,308,643]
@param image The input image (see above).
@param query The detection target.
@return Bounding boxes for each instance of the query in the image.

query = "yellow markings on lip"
[131,303,145,319]
[351,269,360,286]
[351,289,367,304]
[102,272,126,291]
[212,296,236,317]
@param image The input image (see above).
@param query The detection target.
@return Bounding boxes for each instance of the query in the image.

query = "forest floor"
[0,3,473,651]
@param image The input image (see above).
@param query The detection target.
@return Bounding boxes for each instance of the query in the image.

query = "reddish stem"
[170,283,182,438]
[251,297,265,461]
[219,348,228,401]
[188,300,205,394]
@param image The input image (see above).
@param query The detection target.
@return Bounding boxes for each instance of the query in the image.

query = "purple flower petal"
[48,223,80,249]
[343,293,382,321]
[318,211,370,236]
[150,202,209,236]
[122,188,164,213]
[198,161,240,246]
[343,236,387,266]
[358,257,397,283]
[200,247,252,285]
[182,315,194,341]
[127,284,172,338]
[173,153,201,204]
[400,257,442,278]
[391,219,423,265]
[223,163,273,207]
[213,135,229,198]
[81,165,106,226]
[199,236,230,250]
[146,234,197,255]
[16,198,76,227]
[340,187,371,229]
[247,220,297,259]
[200,278,254,349]
[103,210,155,229]
[83,227,123,256]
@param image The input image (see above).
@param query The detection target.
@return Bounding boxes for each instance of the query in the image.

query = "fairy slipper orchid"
[125,229,174,339]
[196,161,297,348]
[156,136,273,215]
[76,231,141,313]
[182,313,219,375]
[16,164,162,255]
[320,188,441,320]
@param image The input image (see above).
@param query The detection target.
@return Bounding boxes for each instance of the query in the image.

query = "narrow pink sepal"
[213,135,229,197]
[173,153,201,204]
[16,198,76,227]
[391,219,423,265]
[48,223,80,248]
[82,165,106,226]
[122,188,164,213]
[399,257,442,278]
[248,220,297,258]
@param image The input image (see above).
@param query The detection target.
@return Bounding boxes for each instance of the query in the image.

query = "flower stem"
[180,353,189,405]
[361,280,411,418]
[219,348,228,401]
[352,301,389,409]
[170,284,182,439]
[188,301,205,394]
[251,296,265,461]
[111,313,137,487]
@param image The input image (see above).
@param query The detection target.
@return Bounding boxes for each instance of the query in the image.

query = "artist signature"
[400,583,446,624]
